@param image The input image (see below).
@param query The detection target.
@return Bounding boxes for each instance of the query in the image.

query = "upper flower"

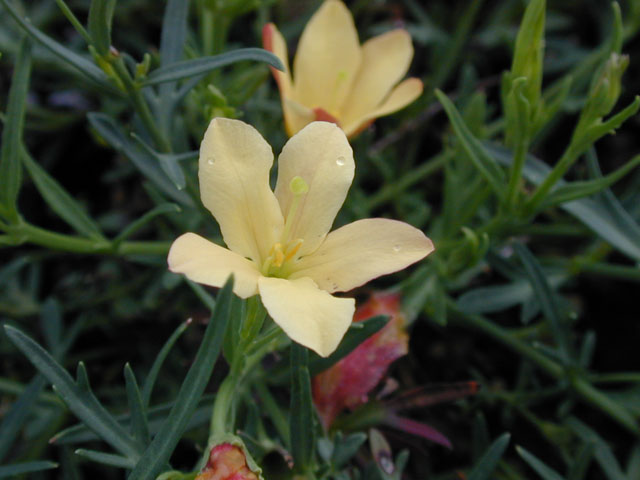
[168,118,433,357]
[263,0,423,138]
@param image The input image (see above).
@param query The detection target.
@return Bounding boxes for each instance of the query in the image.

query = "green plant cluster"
[1,0,640,479]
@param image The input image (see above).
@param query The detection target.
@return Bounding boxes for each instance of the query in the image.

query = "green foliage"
[289,344,315,475]
[1,0,640,478]
[0,36,31,222]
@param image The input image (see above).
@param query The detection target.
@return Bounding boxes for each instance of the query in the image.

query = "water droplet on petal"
[336,156,346,166]
[207,157,215,165]
[393,245,401,252]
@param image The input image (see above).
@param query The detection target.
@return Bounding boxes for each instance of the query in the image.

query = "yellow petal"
[341,29,414,129]
[199,118,284,263]
[168,233,261,298]
[342,77,423,136]
[263,23,306,136]
[258,276,355,357]
[293,0,361,113]
[274,122,354,256]
[283,98,316,137]
[262,23,292,99]
[290,218,434,293]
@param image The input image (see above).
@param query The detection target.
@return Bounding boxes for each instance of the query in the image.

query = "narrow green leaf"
[127,277,234,480]
[131,134,186,190]
[516,446,564,480]
[159,0,188,67]
[566,418,627,480]
[567,441,595,480]
[435,89,506,198]
[289,343,315,474]
[0,0,115,90]
[542,154,640,207]
[124,364,150,445]
[332,432,367,468]
[75,449,135,469]
[142,48,283,86]
[0,461,58,478]
[87,113,194,207]
[113,203,180,245]
[489,143,640,261]
[576,96,640,153]
[88,0,116,55]
[40,298,63,356]
[0,36,31,221]
[514,243,570,362]
[0,375,46,462]
[141,319,191,409]
[457,272,567,315]
[52,394,214,445]
[625,445,640,480]
[467,432,511,480]
[22,147,104,239]
[3,326,144,459]
[54,0,92,44]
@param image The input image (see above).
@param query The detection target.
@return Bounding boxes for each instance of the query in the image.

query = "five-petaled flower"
[168,118,434,357]
[263,0,423,138]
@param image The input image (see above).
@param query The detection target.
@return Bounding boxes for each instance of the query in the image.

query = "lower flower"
[196,443,261,480]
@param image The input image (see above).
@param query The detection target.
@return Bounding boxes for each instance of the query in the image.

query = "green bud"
[510,0,546,110]
[504,76,532,148]
[88,44,124,91]
[584,53,629,122]
[135,52,151,80]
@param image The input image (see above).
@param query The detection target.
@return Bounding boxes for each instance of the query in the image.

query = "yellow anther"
[284,239,303,262]
[273,248,285,268]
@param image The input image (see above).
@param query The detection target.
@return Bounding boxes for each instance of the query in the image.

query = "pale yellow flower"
[263,0,423,138]
[168,119,433,357]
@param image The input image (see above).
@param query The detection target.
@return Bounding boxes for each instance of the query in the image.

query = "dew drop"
[336,156,346,166]
[206,157,215,165]
[393,244,401,252]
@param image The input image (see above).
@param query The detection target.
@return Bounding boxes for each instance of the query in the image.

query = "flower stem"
[111,57,172,153]
[524,143,579,215]
[5,221,170,256]
[504,136,529,210]
[210,373,240,436]
[210,297,270,436]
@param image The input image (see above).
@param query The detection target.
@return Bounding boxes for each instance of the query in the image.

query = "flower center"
[260,176,308,278]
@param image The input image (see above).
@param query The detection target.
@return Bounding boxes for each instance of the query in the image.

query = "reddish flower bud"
[313,292,409,428]
[196,443,259,480]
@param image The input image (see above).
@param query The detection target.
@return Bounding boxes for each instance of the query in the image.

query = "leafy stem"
[110,57,172,153]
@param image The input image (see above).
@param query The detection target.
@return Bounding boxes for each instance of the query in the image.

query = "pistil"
[281,176,309,244]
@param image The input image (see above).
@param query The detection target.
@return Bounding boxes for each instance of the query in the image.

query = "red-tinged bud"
[313,292,409,428]
[196,443,260,480]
